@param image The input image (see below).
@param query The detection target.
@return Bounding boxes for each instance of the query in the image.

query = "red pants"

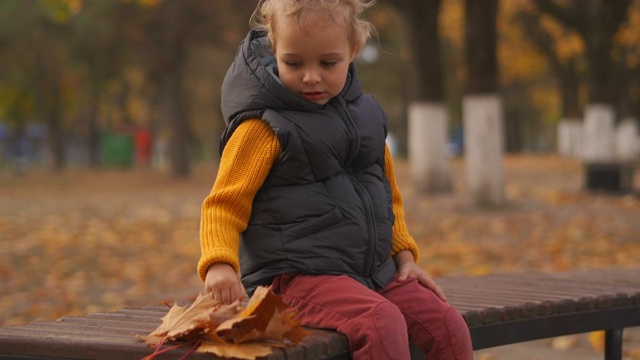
[272,274,473,360]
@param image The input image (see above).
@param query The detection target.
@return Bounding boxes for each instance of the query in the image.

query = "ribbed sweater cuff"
[197,248,240,281]
[391,233,420,263]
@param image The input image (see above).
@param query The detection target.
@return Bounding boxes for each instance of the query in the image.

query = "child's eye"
[321,60,337,67]
[284,61,301,67]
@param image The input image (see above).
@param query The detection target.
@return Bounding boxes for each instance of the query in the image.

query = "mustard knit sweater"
[198,118,420,281]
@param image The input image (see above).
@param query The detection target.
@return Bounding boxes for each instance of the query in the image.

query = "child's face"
[272,15,355,105]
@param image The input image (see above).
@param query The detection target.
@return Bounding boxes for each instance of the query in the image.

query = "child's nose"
[303,68,321,84]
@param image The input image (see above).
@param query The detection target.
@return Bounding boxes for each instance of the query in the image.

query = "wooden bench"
[1,267,639,360]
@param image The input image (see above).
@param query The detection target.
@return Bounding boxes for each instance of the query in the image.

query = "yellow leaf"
[197,339,282,359]
[588,331,605,353]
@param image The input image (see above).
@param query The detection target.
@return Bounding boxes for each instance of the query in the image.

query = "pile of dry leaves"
[138,286,308,359]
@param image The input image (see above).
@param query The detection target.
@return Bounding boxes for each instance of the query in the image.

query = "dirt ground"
[1,154,639,359]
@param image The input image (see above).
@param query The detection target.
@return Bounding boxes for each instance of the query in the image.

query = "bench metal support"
[605,328,623,360]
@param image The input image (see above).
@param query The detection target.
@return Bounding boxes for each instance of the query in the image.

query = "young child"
[198,0,473,358]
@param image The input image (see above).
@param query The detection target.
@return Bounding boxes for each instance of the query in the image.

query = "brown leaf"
[210,300,244,325]
[216,286,305,344]
[149,293,217,342]
[263,309,309,344]
[240,286,288,319]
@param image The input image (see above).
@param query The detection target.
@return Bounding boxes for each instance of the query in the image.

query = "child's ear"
[349,47,358,62]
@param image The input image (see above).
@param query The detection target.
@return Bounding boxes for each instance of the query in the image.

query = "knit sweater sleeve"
[384,145,420,262]
[197,119,281,281]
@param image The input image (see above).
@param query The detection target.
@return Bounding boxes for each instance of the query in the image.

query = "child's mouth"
[302,92,325,101]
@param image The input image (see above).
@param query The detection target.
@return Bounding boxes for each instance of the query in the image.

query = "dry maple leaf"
[265,309,309,344]
[216,286,309,344]
[197,331,286,359]
[197,339,283,359]
[144,293,218,345]
[210,300,244,325]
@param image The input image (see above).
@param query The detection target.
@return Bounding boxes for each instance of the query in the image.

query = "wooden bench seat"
[425,267,640,359]
[1,267,639,360]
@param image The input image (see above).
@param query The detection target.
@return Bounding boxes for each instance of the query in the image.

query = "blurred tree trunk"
[614,53,637,121]
[35,27,66,172]
[463,0,505,207]
[516,11,583,157]
[465,0,498,94]
[614,56,640,160]
[166,61,191,178]
[161,0,191,178]
[533,0,632,162]
[87,86,101,168]
[555,59,584,157]
[384,0,452,194]
[37,59,65,171]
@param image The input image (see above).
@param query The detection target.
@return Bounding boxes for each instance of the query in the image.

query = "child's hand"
[393,250,447,302]
[204,263,246,305]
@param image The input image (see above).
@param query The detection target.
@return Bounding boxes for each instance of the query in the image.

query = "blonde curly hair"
[250,0,376,56]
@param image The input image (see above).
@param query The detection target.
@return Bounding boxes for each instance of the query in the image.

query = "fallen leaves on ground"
[588,331,606,353]
[550,335,580,351]
[627,347,640,360]
[139,286,308,359]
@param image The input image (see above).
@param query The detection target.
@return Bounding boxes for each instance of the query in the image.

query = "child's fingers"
[396,267,411,282]
[418,275,448,302]
[221,288,232,304]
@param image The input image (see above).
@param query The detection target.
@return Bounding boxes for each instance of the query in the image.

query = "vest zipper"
[336,97,378,284]
[349,172,378,284]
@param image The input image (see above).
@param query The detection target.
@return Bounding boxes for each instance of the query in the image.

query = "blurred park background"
[1,0,640,358]
[0,0,638,177]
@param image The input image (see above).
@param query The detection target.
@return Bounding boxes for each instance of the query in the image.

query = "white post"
[463,94,505,206]
[582,104,616,162]
[557,119,583,158]
[616,118,639,161]
[408,102,452,193]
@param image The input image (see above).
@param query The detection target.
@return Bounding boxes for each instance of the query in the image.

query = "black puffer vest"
[220,30,396,294]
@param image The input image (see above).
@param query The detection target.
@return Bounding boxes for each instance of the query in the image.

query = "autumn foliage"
[139,286,309,360]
